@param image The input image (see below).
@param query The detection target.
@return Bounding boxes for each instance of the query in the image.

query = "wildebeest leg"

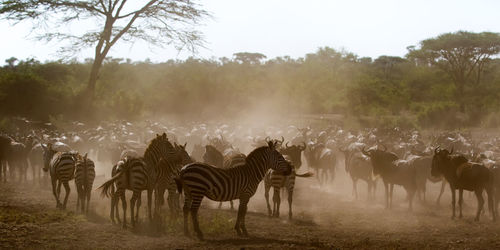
[273,186,281,217]
[458,189,464,219]
[450,185,456,219]
[474,189,485,222]
[264,180,272,216]
[352,178,358,199]
[408,188,415,211]
[436,180,446,205]
[384,181,389,209]
[389,184,394,209]
[62,181,70,209]
[235,197,250,237]
[288,186,293,219]
[486,187,495,221]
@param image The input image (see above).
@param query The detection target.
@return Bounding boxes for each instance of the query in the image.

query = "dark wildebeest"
[0,135,11,182]
[362,146,417,210]
[431,147,496,221]
[342,147,376,200]
[304,142,336,186]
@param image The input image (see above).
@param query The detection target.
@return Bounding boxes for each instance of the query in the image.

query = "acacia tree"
[407,31,500,112]
[0,0,209,105]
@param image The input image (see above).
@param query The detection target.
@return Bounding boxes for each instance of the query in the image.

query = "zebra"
[74,153,95,214]
[140,132,177,221]
[221,152,246,209]
[41,143,76,209]
[175,140,292,240]
[107,163,142,225]
[99,156,149,228]
[264,156,313,219]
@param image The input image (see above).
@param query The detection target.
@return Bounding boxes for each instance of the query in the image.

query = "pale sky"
[1,0,499,63]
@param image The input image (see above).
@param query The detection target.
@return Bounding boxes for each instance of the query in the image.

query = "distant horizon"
[1,0,499,64]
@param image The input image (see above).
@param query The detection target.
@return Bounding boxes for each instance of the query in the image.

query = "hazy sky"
[1,0,499,63]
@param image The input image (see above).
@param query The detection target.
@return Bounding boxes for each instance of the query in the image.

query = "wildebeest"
[431,147,496,221]
[342,147,376,200]
[362,146,417,210]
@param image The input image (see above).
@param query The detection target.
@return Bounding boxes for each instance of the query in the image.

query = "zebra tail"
[295,172,314,178]
[97,171,124,198]
[174,177,183,194]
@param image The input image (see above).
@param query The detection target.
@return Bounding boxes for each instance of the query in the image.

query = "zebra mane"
[246,145,274,163]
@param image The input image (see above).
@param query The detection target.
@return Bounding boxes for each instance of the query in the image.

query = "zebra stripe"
[176,141,291,240]
[75,155,95,214]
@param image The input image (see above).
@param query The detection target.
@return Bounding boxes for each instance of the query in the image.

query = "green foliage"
[2,32,500,128]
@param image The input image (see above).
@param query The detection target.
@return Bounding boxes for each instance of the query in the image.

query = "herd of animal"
[2,119,500,240]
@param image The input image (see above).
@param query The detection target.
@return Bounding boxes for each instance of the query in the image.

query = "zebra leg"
[110,187,116,224]
[218,201,223,209]
[230,200,234,210]
[130,191,140,227]
[86,188,91,215]
[190,195,204,240]
[51,178,61,208]
[75,184,81,212]
[183,193,192,236]
[353,178,358,200]
[272,187,281,217]
[62,181,71,209]
[264,181,272,216]
[136,193,142,223]
[120,191,127,229]
[235,197,249,237]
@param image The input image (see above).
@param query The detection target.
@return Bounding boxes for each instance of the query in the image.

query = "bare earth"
[1,171,500,249]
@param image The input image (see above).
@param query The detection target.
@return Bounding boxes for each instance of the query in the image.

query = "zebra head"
[267,141,292,176]
[41,143,56,172]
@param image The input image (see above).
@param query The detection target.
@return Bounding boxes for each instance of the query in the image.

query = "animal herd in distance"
[1,125,499,241]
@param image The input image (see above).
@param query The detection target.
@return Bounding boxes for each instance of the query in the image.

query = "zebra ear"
[83,153,88,160]
[183,142,187,148]
[162,133,167,139]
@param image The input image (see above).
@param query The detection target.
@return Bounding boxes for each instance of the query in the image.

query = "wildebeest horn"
[265,136,271,143]
[280,136,284,144]
[361,147,370,156]
[286,141,290,148]
[449,146,454,155]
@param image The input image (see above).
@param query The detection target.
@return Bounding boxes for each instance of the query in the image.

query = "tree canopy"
[0,0,209,104]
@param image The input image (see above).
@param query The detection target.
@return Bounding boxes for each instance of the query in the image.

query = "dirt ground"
[2,168,500,250]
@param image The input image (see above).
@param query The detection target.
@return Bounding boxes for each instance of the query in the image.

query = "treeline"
[2,36,500,129]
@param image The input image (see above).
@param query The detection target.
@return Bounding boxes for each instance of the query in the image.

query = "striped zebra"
[74,153,95,214]
[41,143,76,209]
[99,156,149,228]
[264,156,313,219]
[175,141,292,240]
[143,134,178,217]
[107,163,142,225]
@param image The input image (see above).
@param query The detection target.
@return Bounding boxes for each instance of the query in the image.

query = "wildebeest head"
[361,146,398,175]
[280,141,306,168]
[431,146,454,177]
